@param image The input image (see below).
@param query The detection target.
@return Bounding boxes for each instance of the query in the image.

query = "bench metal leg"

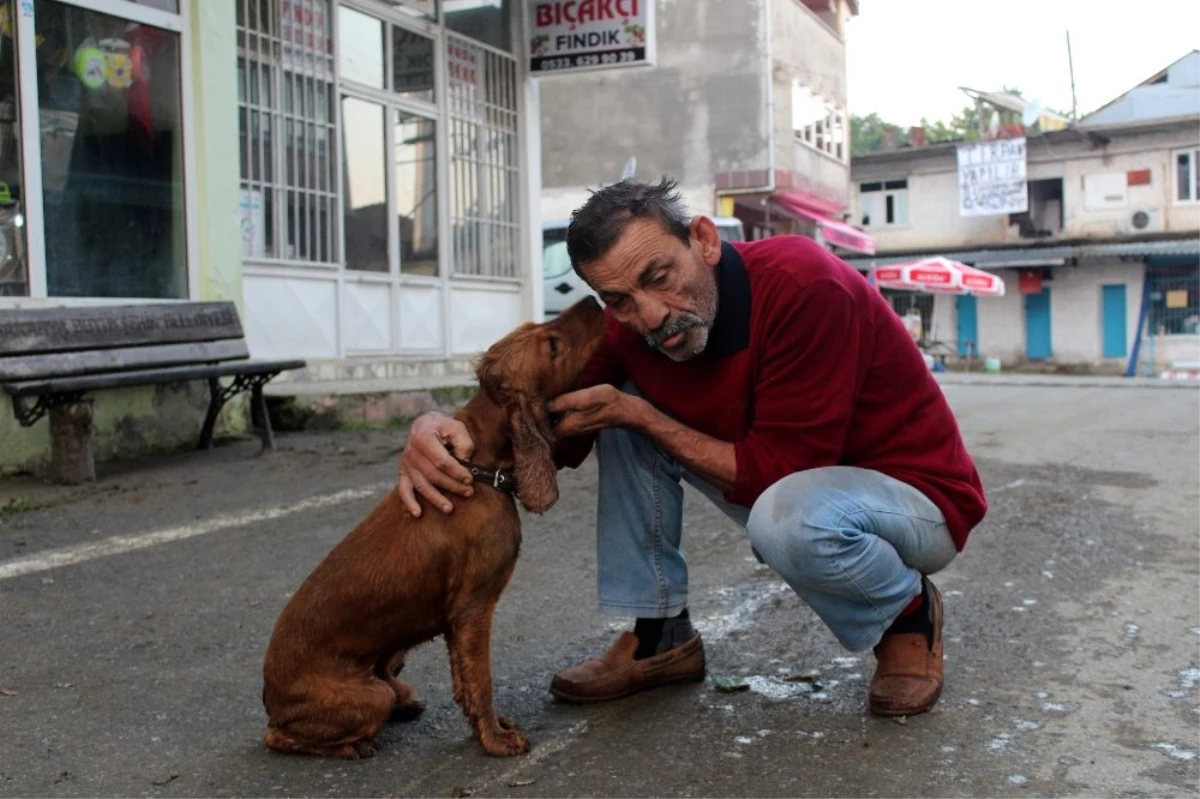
[199,377,223,450]
[199,374,279,452]
[251,383,275,452]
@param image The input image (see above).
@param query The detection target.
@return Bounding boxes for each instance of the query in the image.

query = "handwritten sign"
[957,137,1028,217]
[527,0,655,75]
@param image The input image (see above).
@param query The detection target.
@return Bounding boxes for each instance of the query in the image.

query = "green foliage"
[852,86,1064,155]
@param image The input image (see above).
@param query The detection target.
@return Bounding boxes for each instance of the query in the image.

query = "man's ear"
[690,216,722,267]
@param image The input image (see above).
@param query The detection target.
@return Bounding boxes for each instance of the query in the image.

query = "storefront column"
[515,0,542,323]
[190,0,242,306]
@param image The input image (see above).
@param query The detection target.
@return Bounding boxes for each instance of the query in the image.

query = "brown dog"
[262,297,605,759]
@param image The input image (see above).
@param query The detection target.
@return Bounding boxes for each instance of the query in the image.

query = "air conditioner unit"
[1121,209,1164,234]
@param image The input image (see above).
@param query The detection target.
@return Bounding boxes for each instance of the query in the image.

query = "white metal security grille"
[237,0,338,266]
[446,34,520,279]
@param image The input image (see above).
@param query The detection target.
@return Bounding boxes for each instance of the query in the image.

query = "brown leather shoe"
[550,631,706,703]
[869,578,944,716]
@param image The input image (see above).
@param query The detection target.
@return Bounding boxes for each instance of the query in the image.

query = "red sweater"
[560,235,987,550]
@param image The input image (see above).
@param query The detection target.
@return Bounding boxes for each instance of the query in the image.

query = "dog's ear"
[507,392,559,514]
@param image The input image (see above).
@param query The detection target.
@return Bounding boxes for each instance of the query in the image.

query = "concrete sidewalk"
[935,372,1200,389]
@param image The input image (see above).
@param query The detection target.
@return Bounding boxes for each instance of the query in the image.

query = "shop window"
[237,0,337,265]
[338,6,385,89]
[36,0,186,298]
[1148,264,1200,336]
[0,0,27,297]
[447,35,519,278]
[392,27,436,104]
[395,110,438,275]
[445,0,511,53]
[340,96,388,272]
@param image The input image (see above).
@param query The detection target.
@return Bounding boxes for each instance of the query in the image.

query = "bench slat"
[0,302,244,356]
[3,359,307,397]
[0,340,250,382]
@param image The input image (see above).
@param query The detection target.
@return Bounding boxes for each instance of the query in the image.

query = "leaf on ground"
[711,675,750,693]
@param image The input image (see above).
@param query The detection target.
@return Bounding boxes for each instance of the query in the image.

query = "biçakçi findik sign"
[526,0,655,74]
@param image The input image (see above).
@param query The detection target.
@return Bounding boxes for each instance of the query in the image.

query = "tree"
[850,112,909,157]
[852,87,1061,154]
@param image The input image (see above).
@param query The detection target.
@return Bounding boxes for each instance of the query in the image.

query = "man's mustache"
[646,313,703,348]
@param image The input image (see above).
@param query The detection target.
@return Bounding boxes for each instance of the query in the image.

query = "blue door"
[1102,284,1128,358]
[956,295,978,357]
[1025,289,1052,360]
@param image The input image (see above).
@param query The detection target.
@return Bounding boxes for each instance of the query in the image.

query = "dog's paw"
[389,698,426,724]
[341,740,378,759]
[480,725,530,758]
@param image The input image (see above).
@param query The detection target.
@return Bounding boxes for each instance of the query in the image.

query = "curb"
[264,382,477,432]
[934,373,1200,390]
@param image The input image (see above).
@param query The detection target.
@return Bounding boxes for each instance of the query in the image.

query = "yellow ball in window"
[107,51,134,90]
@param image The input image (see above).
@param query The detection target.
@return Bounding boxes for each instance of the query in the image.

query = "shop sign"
[526,0,655,75]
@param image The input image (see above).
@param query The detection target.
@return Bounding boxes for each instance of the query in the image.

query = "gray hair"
[566,177,691,275]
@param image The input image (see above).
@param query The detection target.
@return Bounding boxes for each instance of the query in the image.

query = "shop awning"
[771,191,876,255]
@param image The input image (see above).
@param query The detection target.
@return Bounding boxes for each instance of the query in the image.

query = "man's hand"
[549,384,647,438]
[397,412,476,517]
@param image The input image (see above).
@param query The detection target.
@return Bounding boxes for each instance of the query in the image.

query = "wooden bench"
[0,301,305,483]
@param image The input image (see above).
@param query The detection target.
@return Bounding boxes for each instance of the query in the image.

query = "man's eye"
[650,271,668,285]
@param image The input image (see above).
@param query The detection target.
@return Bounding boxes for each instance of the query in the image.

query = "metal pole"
[1066,31,1078,121]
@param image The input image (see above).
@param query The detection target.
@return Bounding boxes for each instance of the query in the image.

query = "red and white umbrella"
[870,257,1005,297]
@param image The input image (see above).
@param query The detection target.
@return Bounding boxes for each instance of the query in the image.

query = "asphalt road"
[0,381,1197,798]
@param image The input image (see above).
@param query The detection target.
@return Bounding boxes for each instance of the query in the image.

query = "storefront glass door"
[337,2,440,352]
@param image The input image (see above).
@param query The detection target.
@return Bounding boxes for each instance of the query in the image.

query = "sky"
[845,0,1200,126]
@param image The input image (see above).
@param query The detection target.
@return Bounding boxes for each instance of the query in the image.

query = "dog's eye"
[548,336,560,357]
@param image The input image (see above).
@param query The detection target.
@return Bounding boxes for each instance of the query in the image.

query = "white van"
[542,216,745,319]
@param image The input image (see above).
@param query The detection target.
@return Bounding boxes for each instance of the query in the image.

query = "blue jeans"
[595,427,958,652]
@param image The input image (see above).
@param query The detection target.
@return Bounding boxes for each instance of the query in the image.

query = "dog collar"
[455,457,518,495]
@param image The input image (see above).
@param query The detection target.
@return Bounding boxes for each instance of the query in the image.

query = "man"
[397,178,987,717]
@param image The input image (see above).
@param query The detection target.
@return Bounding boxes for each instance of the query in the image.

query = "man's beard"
[645,273,719,362]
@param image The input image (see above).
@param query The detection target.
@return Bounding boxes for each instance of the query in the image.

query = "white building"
[238,0,543,383]
[0,0,547,472]
[845,52,1200,374]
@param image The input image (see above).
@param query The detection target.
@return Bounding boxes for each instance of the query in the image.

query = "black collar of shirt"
[705,241,751,357]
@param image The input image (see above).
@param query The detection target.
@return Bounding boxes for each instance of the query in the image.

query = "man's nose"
[635,295,670,332]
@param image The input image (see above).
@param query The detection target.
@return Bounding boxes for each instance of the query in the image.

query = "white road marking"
[0,483,390,581]
[476,720,591,793]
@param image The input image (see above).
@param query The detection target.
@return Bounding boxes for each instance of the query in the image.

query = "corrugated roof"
[1081,51,1200,127]
[841,238,1200,269]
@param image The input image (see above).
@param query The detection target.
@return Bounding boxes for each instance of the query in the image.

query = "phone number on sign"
[532,49,643,71]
